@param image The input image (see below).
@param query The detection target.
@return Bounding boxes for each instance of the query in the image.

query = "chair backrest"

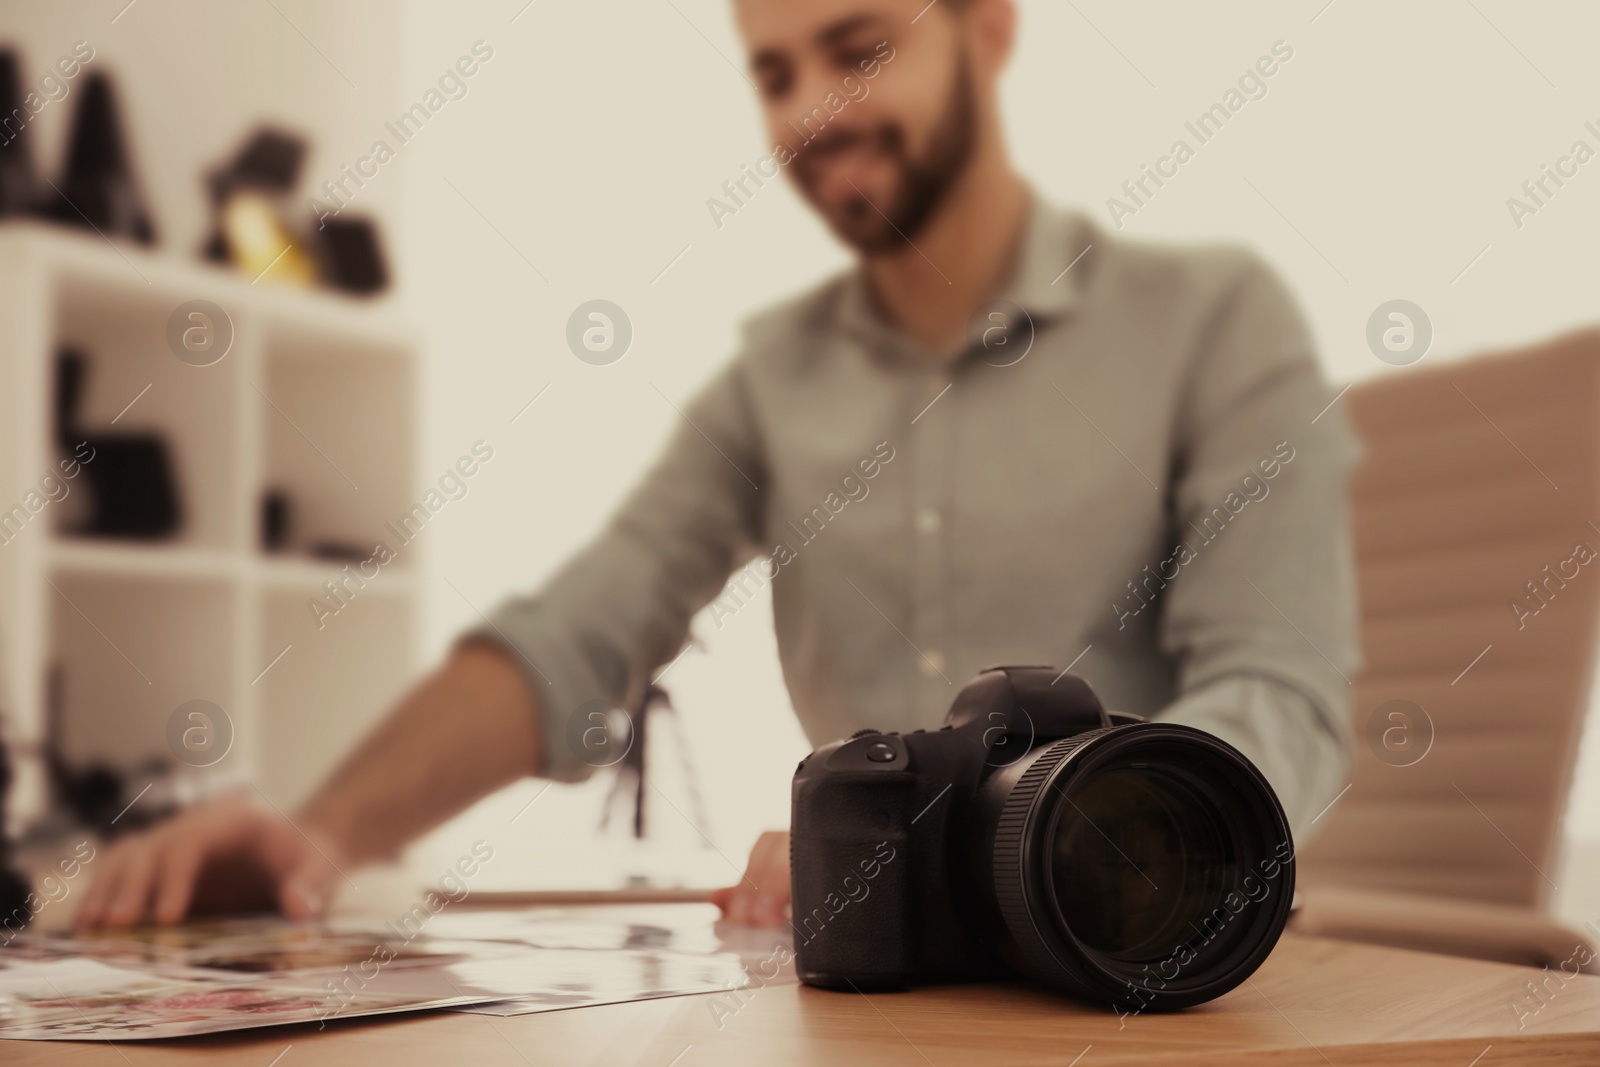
[1298,328,1600,910]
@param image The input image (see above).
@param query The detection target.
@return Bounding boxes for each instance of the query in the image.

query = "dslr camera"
[790,666,1296,1012]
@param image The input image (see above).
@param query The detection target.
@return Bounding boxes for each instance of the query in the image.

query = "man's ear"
[968,0,1018,78]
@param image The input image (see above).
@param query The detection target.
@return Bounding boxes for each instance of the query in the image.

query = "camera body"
[789,666,1296,1012]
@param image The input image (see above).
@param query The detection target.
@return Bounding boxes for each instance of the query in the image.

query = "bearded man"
[77,0,1357,931]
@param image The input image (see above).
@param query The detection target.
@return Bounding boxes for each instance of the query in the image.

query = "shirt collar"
[831,188,1098,360]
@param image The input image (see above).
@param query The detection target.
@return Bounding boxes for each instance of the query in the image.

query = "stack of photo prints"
[0,905,785,1040]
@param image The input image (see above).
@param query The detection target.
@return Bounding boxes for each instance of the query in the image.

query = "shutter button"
[865,742,897,763]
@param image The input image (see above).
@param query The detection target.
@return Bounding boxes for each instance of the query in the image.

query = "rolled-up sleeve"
[465,360,766,782]
[1152,254,1362,842]
[1159,675,1351,842]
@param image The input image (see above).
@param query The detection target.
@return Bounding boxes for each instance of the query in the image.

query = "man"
[76,0,1358,930]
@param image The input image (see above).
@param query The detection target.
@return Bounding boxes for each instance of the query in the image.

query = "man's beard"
[792,55,978,255]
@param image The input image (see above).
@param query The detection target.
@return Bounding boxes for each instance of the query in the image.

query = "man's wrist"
[293,803,363,869]
[289,642,542,868]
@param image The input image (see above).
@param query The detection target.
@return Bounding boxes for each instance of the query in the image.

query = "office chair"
[1293,327,1600,971]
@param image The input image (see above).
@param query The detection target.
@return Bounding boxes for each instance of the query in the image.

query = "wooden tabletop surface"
[8,923,1600,1066]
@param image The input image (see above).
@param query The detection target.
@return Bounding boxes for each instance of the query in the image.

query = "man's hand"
[73,642,541,930]
[710,829,790,926]
[74,793,347,929]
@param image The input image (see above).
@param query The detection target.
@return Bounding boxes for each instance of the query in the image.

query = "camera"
[789,666,1296,1013]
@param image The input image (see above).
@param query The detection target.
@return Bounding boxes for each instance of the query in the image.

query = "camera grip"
[791,776,914,989]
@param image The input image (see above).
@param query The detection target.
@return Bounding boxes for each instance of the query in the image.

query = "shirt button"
[918,650,946,678]
[915,508,942,535]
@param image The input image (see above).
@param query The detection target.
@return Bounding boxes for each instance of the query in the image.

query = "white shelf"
[0,223,421,825]
[47,541,417,594]
[255,554,417,594]
[51,540,242,581]
[0,221,411,347]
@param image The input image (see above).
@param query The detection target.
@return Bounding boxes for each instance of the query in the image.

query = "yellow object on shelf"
[222,191,316,286]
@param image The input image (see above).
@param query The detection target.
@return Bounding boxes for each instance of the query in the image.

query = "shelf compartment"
[254,585,415,809]
[45,571,239,773]
[52,271,243,551]
[258,327,416,559]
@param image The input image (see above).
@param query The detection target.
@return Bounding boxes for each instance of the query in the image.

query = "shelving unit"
[0,221,420,825]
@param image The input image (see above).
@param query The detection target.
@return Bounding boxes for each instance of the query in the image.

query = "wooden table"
[8,925,1600,1065]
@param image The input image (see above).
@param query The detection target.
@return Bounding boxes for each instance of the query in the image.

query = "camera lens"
[1048,765,1232,960]
[979,722,1294,1010]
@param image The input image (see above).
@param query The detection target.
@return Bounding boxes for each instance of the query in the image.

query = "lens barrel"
[978,722,1295,1010]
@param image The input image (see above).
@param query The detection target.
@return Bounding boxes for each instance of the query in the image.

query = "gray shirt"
[475,191,1362,841]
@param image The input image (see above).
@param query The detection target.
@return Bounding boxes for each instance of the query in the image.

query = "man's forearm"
[295,642,541,866]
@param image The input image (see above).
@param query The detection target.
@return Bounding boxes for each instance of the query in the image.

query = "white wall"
[392,0,1600,874]
[395,0,828,877]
